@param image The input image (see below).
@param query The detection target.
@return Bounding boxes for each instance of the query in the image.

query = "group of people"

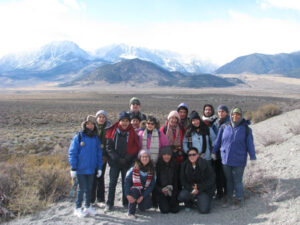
[68,97,257,219]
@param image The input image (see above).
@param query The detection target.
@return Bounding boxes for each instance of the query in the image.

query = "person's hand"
[211,153,217,161]
[127,195,136,204]
[137,196,144,204]
[250,160,257,167]
[70,170,76,178]
[191,184,199,195]
[161,187,168,196]
[96,170,102,178]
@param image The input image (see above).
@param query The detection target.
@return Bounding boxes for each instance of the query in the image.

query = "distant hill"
[216,51,300,78]
[65,58,242,88]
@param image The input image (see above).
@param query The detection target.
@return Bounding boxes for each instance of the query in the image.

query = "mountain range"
[216,52,300,78]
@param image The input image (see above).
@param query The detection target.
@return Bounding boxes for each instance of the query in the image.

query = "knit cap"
[118,111,130,121]
[86,115,96,124]
[217,104,229,113]
[160,146,173,156]
[167,110,180,121]
[177,102,189,113]
[232,107,242,115]
[138,149,151,159]
[129,97,141,106]
[96,110,108,120]
[189,110,200,121]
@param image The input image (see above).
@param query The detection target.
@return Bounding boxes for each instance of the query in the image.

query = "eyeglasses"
[188,153,197,157]
[147,122,154,125]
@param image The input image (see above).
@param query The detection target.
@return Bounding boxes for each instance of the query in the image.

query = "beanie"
[189,110,200,121]
[217,104,229,113]
[232,107,242,115]
[177,102,189,113]
[160,146,173,156]
[129,97,141,106]
[118,111,130,121]
[167,110,180,121]
[96,110,108,120]
[138,149,151,159]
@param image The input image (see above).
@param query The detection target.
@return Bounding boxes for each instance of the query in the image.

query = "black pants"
[91,162,107,203]
[178,189,212,214]
[106,165,128,207]
[213,159,227,197]
[128,188,152,215]
[157,193,179,214]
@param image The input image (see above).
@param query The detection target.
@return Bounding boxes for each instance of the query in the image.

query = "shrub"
[251,104,282,123]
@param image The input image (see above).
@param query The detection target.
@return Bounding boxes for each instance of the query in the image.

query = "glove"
[96,170,102,178]
[250,160,257,166]
[211,153,217,161]
[70,170,77,178]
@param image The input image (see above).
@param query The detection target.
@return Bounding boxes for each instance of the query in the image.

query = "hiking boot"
[222,197,232,208]
[74,208,87,218]
[128,214,136,220]
[232,199,242,210]
[104,204,113,213]
[84,206,97,216]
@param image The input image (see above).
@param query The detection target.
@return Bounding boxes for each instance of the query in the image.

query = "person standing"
[128,97,147,121]
[91,110,111,207]
[105,111,140,212]
[125,150,156,219]
[69,115,102,218]
[177,102,190,132]
[212,107,257,209]
[178,147,215,214]
[202,104,218,143]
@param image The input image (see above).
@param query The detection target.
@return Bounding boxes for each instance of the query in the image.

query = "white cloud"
[0,0,300,65]
[260,0,300,12]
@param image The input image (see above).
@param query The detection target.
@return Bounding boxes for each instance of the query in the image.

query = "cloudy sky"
[0,0,300,65]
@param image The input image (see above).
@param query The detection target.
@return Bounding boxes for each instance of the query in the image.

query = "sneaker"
[232,199,242,210]
[84,206,97,216]
[96,202,106,208]
[128,214,136,220]
[104,204,113,213]
[74,208,87,218]
[222,197,232,208]
[184,207,191,212]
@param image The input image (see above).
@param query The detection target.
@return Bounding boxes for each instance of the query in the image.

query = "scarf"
[106,122,140,155]
[166,123,181,147]
[142,129,160,163]
[132,166,153,191]
[202,115,218,125]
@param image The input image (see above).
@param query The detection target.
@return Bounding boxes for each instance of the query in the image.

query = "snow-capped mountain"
[93,44,217,73]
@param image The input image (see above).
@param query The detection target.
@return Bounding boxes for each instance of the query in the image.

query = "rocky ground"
[3,109,300,225]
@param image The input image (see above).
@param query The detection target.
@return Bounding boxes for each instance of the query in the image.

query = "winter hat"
[96,110,108,120]
[138,149,151,159]
[86,115,96,124]
[160,146,173,156]
[129,97,141,106]
[232,107,242,115]
[118,111,130,121]
[177,103,189,113]
[217,104,229,113]
[203,104,215,116]
[187,147,199,154]
[167,110,180,121]
[189,110,200,121]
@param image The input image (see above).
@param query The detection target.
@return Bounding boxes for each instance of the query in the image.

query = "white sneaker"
[84,206,97,216]
[128,214,136,220]
[74,208,87,218]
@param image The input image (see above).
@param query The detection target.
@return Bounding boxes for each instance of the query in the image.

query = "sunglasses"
[188,153,198,157]
[147,122,155,125]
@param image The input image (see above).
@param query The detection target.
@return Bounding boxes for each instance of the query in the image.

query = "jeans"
[213,159,227,197]
[76,174,94,209]
[91,162,107,203]
[178,189,212,214]
[106,165,128,207]
[222,165,245,200]
[128,188,152,215]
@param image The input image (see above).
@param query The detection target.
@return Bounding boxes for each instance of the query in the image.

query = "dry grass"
[247,104,282,123]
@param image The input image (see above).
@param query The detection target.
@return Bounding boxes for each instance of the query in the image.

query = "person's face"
[131,119,140,129]
[192,118,200,127]
[119,118,130,129]
[218,109,228,119]
[178,109,187,120]
[162,154,171,163]
[140,153,150,166]
[97,114,106,125]
[86,121,95,131]
[204,106,212,117]
[188,150,199,164]
[232,113,241,123]
[130,103,140,112]
[169,116,178,127]
[146,121,155,131]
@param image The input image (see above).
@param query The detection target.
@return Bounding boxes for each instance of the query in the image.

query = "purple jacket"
[138,129,169,150]
[212,120,256,167]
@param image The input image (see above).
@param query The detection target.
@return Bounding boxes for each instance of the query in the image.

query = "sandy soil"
[4,109,300,225]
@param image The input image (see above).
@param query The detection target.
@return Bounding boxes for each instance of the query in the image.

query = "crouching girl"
[124,149,156,219]
[68,115,103,218]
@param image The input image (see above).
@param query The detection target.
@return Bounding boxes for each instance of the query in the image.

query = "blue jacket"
[124,167,156,198]
[183,132,212,160]
[212,120,256,167]
[69,132,103,174]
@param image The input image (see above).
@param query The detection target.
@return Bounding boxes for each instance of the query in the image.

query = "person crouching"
[124,149,156,220]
